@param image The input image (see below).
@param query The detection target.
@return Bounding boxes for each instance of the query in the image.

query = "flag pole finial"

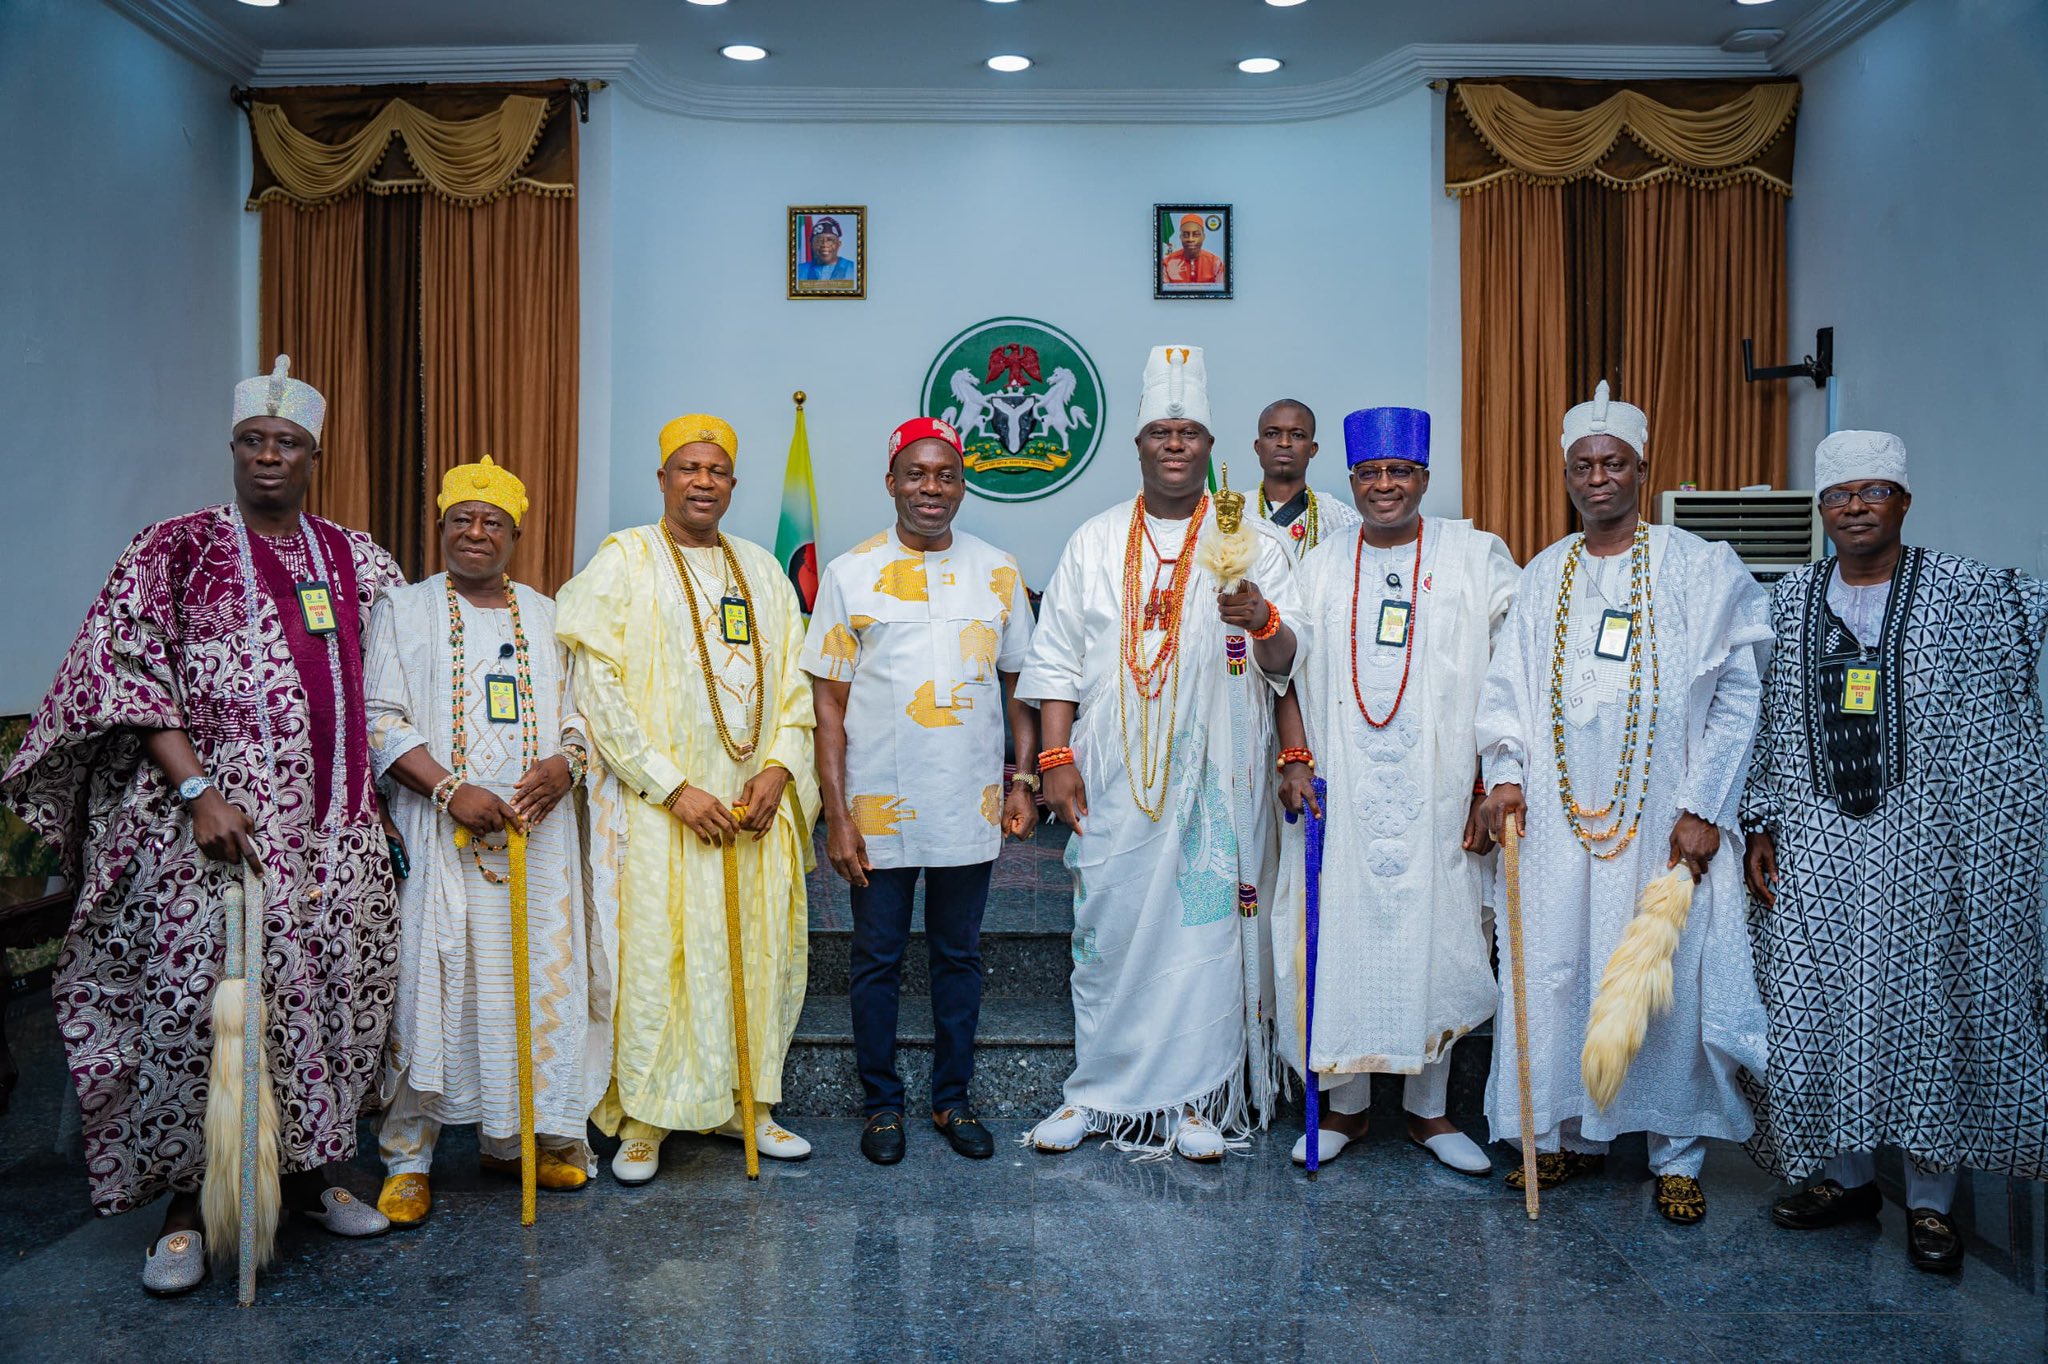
[793,391,806,408]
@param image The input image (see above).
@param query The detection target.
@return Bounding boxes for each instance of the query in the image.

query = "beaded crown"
[437,454,529,526]
[232,354,326,442]
[1135,345,1210,435]
[659,413,738,466]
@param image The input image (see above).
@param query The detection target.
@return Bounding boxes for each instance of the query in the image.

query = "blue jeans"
[849,862,992,1117]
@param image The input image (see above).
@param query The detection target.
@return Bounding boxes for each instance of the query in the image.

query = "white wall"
[600,89,1458,590]
[0,0,248,712]
[1786,0,2048,578]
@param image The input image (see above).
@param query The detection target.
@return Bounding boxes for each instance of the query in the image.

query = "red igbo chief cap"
[887,416,964,467]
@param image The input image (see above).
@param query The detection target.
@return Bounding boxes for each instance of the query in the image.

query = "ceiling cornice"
[109,0,1912,124]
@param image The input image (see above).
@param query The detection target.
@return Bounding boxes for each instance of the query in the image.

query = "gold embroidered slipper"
[1504,1151,1605,1191]
[1655,1174,1707,1224]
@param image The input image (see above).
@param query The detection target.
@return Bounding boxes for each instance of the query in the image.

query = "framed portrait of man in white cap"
[1154,203,1232,300]
[788,205,866,299]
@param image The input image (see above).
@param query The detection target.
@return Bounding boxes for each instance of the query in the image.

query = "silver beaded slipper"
[142,1230,207,1297]
[301,1187,391,1238]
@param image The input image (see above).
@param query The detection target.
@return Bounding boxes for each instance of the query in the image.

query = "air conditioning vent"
[1655,490,1820,585]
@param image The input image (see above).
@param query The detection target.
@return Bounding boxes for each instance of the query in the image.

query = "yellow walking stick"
[456,824,537,1225]
[724,804,760,1180]
[1501,817,1540,1220]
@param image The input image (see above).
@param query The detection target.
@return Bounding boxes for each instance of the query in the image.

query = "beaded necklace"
[660,522,765,763]
[1119,495,1207,821]
[443,575,539,883]
[1347,519,1423,729]
[1547,521,1660,858]
[1259,488,1319,549]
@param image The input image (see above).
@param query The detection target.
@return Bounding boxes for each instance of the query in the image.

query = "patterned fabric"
[799,528,1033,869]
[1018,503,1301,1149]
[0,505,404,1215]
[1740,552,2048,1180]
[1795,551,1922,818]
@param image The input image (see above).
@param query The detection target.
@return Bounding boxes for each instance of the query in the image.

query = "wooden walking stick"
[459,824,538,1224]
[724,804,760,1180]
[1502,816,1540,1219]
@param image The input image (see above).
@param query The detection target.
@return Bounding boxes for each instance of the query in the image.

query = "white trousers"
[1824,1149,1959,1214]
[1533,1116,1706,1177]
[1320,1052,1454,1120]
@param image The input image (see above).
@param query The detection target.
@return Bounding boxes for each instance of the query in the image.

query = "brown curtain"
[1623,181,1787,509]
[248,83,577,587]
[421,194,580,593]
[259,198,371,535]
[1449,79,1795,560]
[1461,182,1570,564]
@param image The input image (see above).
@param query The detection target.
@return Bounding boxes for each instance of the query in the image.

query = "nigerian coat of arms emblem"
[919,317,1104,503]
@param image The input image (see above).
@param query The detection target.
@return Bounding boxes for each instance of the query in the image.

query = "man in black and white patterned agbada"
[1741,429,2048,1275]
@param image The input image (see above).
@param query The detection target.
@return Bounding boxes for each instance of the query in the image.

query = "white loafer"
[141,1230,206,1297]
[1414,1129,1493,1176]
[714,1113,813,1161]
[1290,1128,1355,1166]
[1173,1113,1228,1162]
[1030,1106,1089,1153]
[302,1186,391,1238]
[612,1136,662,1185]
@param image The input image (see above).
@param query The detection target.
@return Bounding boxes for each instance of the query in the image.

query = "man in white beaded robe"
[1476,382,1771,1224]
[367,458,620,1227]
[1251,398,1359,562]
[556,414,820,1185]
[1021,344,1303,1161]
[1271,407,1515,1173]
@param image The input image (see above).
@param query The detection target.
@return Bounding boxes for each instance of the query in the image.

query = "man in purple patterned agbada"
[0,356,404,1295]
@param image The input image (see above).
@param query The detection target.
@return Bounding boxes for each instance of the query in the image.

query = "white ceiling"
[175,0,1834,91]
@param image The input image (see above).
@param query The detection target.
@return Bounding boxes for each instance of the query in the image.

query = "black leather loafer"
[935,1107,995,1160]
[1907,1207,1963,1273]
[1771,1179,1882,1230]
[861,1111,906,1166]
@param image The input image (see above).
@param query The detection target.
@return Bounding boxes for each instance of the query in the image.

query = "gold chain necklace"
[660,522,766,763]
[1547,522,1660,858]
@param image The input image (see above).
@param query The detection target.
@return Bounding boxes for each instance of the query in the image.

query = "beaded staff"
[1502,817,1540,1219]
[455,824,536,1223]
[1296,777,1329,1175]
[724,802,760,1180]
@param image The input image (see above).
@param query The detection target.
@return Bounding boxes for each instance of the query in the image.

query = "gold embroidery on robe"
[819,623,858,680]
[980,784,1002,826]
[989,564,1019,616]
[850,793,916,836]
[959,620,998,682]
[874,558,929,603]
[905,680,974,728]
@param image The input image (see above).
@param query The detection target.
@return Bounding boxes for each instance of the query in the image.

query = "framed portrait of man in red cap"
[788,205,866,299]
[1154,203,1231,300]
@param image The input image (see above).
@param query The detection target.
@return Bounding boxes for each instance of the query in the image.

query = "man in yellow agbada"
[555,414,820,1184]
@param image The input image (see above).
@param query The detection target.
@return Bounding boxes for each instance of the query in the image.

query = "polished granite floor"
[5,997,2047,1362]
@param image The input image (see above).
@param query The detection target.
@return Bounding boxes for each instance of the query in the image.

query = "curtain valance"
[245,82,575,209]
[1446,79,1799,197]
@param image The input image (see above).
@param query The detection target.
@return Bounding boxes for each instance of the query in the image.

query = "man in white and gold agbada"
[367,457,619,1226]
[1476,382,1771,1224]
[556,415,820,1184]
[1021,345,1303,1161]
[1271,408,1514,1173]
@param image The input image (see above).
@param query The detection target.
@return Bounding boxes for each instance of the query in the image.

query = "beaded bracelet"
[662,780,691,811]
[1250,601,1283,641]
[1277,748,1315,770]
[1037,746,1076,772]
[430,773,463,815]
[563,744,590,786]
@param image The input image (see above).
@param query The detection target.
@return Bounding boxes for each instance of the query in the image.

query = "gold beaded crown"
[437,454,529,525]
[659,413,737,466]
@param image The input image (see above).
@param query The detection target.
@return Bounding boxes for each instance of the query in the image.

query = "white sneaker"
[1415,1129,1493,1176]
[714,1112,813,1161]
[1290,1128,1355,1166]
[1173,1112,1228,1162]
[1030,1106,1089,1153]
[612,1136,661,1185]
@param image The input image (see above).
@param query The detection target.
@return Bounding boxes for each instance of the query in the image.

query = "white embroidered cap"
[232,354,327,442]
[1560,380,1648,459]
[1135,344,1211,436]
[1813,429,1909,494]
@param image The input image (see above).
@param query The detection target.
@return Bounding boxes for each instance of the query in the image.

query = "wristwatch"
[178,775,216,804]
[1009,771,1041,794]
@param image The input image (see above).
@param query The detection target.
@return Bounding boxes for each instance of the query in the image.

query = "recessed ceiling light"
[684,0,727,7]
[720,44,768,61]
[987,54,1032,73]
[235,0,282,7]
[1734,0,1777,6]
[985,1,1022,4]
[1238,57,1283,74]
[1265,0,1309,7]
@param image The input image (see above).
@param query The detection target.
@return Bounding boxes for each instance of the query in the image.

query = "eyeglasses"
[1351,463,1422,485]
[1817,483,1903,509]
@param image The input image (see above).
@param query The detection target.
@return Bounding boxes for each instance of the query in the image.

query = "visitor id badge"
[485,674,519,724]
[719,595,752,646]
[1841,665,1879,714]
[1594,609,1634,661]
[1376,600,1411,647]
[295,581,337,636]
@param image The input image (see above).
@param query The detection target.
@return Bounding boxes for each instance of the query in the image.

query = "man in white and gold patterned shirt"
[802,417,1038,1165]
